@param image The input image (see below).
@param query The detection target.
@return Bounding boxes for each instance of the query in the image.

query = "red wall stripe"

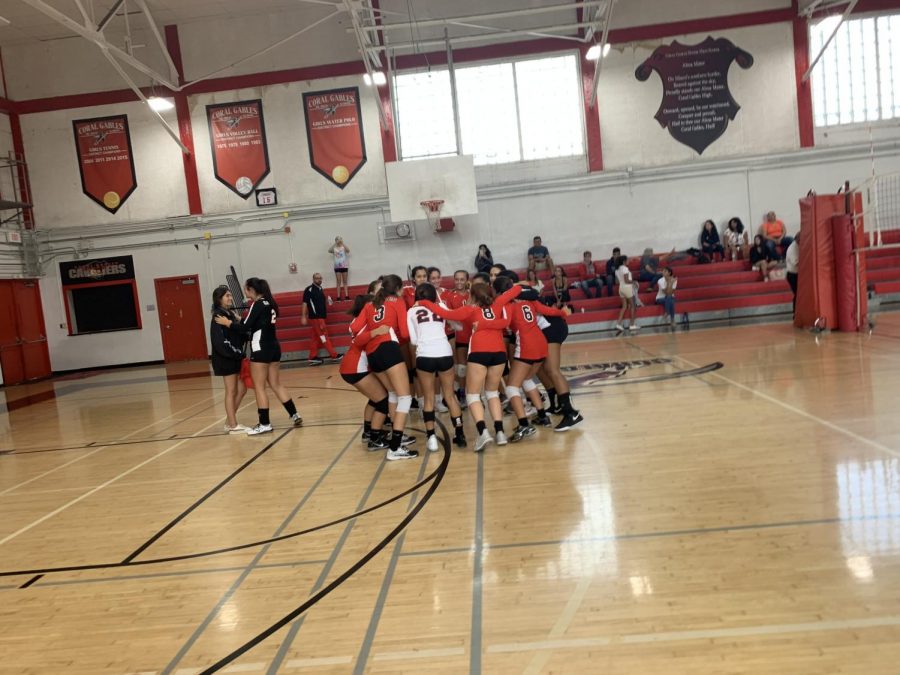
[792,1,815,148]
[579,45,603,173]
[165,24,203,216]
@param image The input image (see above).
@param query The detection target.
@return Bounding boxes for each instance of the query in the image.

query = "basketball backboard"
[385,155,478,222]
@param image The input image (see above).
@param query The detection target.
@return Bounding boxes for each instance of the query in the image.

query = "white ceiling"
[0,0,313,44]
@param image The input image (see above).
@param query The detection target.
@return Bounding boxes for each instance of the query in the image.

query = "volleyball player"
[445,270,471,406]
[351,274,418,461]
[403,266,428,309]
[537,308,584,432]
[209,286,249,433]
[407,283,467,450]
[342,294,392,450]
[418,282,522,452]
[494,274,570,442]
[214,278,302,435]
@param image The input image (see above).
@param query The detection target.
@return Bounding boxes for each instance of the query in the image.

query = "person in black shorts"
[215,278,302,435]
[209,286,249,434]
[537,311,583,432]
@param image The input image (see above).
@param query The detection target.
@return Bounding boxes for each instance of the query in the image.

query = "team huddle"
[209,267,584,462]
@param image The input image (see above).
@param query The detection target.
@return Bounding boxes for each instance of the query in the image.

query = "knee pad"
[423,410,436,423]
[396,395,412,414]
[407,367,416,384]
[388,391,398,404]
[373,397,389,415]
[484,390,500,400]
[466,393,482,407]
[456,363,467,378]
[522,379,538,392]
[505,385,522,400]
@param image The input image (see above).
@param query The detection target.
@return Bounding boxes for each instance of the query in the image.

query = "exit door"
[154,275,207,362]
[0,279,52,384]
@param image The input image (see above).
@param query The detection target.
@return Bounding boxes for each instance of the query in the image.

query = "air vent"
[378,221,416,244]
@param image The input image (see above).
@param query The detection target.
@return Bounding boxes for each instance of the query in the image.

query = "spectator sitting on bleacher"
[577,251,603,299]
[656,267,678,328]
[725,217,749,260]
[525,268,544,294]
[750,234,775,282]
[550,266,571,308]
[528,236,554,272]
[604,247,621,297]
[475,244,494,274]
[639,248,663,291]
[759,211,793,261]
[701,220,725,262]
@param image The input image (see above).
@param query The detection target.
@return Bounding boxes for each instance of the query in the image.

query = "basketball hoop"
[421,199,445,231]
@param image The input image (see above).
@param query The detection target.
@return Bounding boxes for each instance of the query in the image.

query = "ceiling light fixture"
[586,43,611,60]
[147,96,174,112]
[364,71,387,86]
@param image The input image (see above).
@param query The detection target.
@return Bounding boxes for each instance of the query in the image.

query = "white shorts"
[619,284,634,299]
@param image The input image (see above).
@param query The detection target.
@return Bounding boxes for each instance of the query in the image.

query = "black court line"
[0,449,446,579]
[15,428,296,590]
[198,428,452,674]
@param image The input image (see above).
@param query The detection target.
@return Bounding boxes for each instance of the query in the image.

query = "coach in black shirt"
[301,272,337,364]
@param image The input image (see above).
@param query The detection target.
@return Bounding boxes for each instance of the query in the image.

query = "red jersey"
[509,300,568,360]
[340,324,376,375]
[444,289,471,343]
[421,286,521,354]
[401,285,416,309]
[357,296,408,355]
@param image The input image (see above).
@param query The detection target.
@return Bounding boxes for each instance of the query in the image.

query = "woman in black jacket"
[475,244,494,274]
[210,286,249,433]
[700,220,725,261]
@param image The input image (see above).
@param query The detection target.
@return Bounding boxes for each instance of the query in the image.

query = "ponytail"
[373,274,402,308]
[245,277,279,315]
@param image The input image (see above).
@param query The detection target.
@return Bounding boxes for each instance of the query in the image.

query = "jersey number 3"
[374,306,385,322]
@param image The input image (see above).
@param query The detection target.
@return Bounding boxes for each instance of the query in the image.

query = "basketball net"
[421,199,444,231]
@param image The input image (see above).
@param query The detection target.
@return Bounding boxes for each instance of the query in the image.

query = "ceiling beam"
[369,23,592,52]
[133,0,179,84]
[589,0,615,108]
[97,0,126,31]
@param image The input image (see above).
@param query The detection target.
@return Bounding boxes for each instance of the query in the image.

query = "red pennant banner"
[303,87,367,189]
[207,99,271,198]
[72,114,137,214]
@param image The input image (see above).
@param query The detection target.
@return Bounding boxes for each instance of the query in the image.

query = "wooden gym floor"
[1,317,900,674]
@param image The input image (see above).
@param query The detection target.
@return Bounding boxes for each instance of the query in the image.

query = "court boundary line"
[470,451,485,675]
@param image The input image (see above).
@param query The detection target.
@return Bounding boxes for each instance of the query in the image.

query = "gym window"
[393,53,585,165]
[811,13,900,127]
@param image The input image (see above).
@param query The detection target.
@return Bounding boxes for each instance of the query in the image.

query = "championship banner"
[206,99,271,198]
[303,87,366,189]
[72,115,137,214]
[635,36,754,154]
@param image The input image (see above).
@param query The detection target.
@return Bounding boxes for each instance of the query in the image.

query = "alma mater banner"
[72,114,137,214]
[303,87,367,189]
[206,99,271,198]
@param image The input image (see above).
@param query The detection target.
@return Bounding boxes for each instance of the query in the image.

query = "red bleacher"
[867,230,900,298]
[271,254,795,358]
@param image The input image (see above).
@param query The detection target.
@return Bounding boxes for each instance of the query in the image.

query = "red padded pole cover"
[831,214,856,331]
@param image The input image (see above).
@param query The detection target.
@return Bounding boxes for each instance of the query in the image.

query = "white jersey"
[407,304,453,358]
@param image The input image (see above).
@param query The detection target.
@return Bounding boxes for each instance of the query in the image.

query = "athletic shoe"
[225,424,250,434]
[386,447,419,461]
[474,429,492,452]
[308,359,324,366]
[426,435,440,452]
[453,433,467,448]
[546,403,564,415]
[401,434,416,447]
[361,430,372,443]
[502,402,513,416]
[246,423,273,436]
[290,413,303,427]
[328,355,342,363]
[510,425,536,443]
[495,430,509,446]
[456,389,467,409]
[531,414,552,427]
[629,324,640,331]
[523,402,537,416]
[614,323,625,332]
[554,411,584,432]
[367,436,389,451]
[435,398,449,413]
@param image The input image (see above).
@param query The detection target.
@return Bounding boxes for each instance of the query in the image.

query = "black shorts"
[334,267,348,274]
[250,346,282,363]
[416,355,454,373]
[455,342,469,353]
[341,372,368,385]
[514,357,545,366]
[467,351,508,368]
[368,341,405,373]
[542,322,568,344]
[211,356,242,377]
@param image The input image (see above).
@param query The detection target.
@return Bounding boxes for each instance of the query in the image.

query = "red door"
[0,279,51,385]
[13,280,52,381]
[0,281,24,384]
[154,275,207,362]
